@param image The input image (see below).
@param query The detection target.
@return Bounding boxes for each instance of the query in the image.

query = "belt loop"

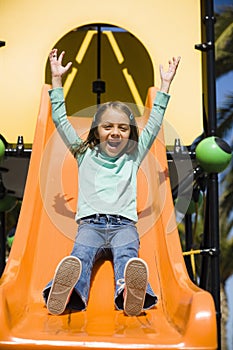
[94,213,100,223]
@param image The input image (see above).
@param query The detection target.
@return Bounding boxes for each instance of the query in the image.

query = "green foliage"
[215,7,233,77]
[215,7,233,285]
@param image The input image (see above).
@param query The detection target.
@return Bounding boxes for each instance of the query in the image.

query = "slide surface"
[0,85,217,349]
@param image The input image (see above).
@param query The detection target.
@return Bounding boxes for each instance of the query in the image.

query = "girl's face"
[96,108,131,157]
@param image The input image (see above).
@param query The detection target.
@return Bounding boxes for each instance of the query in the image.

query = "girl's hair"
[71,101,139,157]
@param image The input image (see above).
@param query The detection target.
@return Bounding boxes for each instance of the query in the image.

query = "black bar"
[204,1,217,135]
[4,146,196,160]
[0,213,6,276]
[97,25,101,106]
[166,149,196,161]
[208,173,221,347]
[200,190,211,289]
[5,147,31,158]
[199,1,221,348]
[184,215,194,281]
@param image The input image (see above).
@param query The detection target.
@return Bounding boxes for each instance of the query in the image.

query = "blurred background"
[214,1,233,349]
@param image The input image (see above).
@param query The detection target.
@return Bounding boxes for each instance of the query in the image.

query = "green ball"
[0,139,5,160]
[196,136,232,173]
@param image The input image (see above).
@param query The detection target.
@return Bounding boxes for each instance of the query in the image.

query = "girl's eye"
[120,126,129,132]
[101,124,129,131]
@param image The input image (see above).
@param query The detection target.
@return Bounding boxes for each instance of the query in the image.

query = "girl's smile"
[97,109,131,157]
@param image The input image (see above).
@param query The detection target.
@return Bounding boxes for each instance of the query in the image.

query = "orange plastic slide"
[0,85,217,349]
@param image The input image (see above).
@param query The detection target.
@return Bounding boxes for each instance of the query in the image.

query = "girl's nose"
[111,126,120,137]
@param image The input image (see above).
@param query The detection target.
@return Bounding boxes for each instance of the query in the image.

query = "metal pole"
[184,214,194,282]
[96,25,102,106]
[92,25,105,106]
[0,212,6,276]
[196,1,221,348]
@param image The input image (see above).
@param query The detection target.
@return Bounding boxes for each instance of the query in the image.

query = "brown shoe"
[123,258,148,316]
[47,256,82,315]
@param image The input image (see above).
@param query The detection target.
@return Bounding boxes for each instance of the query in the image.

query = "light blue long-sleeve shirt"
[49,88,170,222]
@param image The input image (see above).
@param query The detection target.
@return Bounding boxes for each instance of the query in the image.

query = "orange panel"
[0,85,217,349]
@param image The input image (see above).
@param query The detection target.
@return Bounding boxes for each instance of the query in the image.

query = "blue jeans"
[43,214,157,311]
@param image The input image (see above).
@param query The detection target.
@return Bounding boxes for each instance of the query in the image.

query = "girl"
[43,49,180,316]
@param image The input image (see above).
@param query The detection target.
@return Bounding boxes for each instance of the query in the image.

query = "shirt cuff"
[153,90,170,108]
[48,87,65,102]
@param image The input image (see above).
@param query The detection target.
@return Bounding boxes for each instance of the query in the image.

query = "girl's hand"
[49,49,72,88]
[159,56,181,93]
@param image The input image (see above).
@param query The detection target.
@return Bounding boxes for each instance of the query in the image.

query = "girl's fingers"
[49,48,58,60]
[175,56,181,66]
[58,51,65,62]
[65,62,72,71]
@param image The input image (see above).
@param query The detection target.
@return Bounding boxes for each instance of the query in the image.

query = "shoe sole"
[124,258,148,316]
[47,256,81,315]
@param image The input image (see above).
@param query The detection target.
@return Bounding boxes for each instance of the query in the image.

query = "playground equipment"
[0,85,217,349]
[196,136,232,173]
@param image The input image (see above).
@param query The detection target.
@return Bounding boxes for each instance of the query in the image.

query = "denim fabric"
[43,215,157,311]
